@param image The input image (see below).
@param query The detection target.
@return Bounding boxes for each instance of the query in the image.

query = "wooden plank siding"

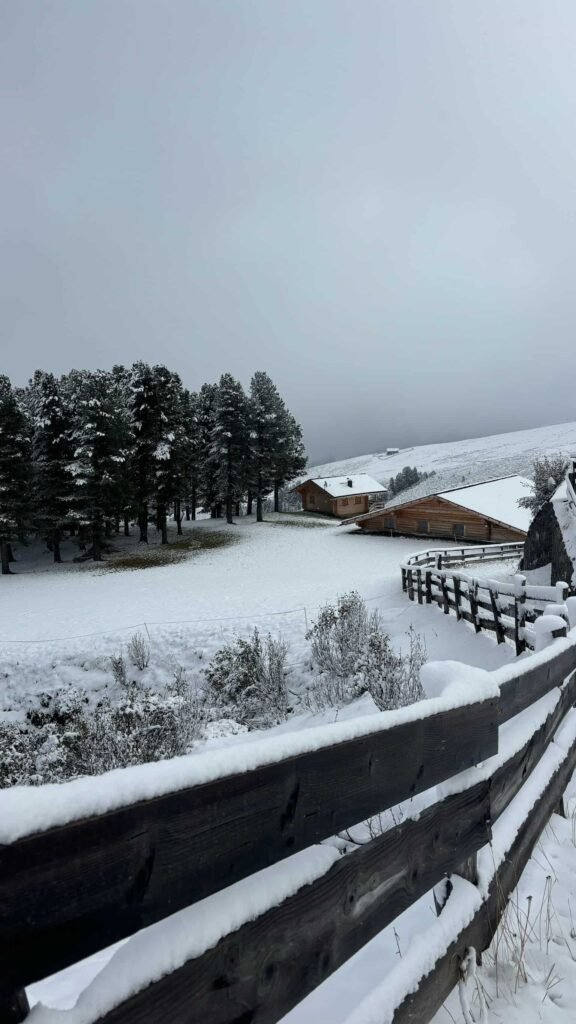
[296,481,371,518]
[356,495,526,543]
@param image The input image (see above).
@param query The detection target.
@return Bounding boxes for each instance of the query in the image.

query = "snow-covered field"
[0,515,517,719]
[309,420,576,498]
[5,509,576,1024]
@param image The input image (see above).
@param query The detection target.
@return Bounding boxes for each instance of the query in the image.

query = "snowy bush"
[0,673,206,788]
[127,631,151,671]
[518,455,568,515]
[110,652,128,687]
[305,592,426,711]
[205,628,289,728]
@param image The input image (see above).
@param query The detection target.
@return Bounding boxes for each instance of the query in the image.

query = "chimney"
[347,478,353,488]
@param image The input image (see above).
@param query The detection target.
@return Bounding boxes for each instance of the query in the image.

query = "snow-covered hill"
[307,421,576,499]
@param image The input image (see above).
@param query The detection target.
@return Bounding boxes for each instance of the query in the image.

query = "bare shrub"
[206,628,289,728]
[127,631,151,670]
[305,592,426,712]
[366,626,426,712]
[110,652,128,687]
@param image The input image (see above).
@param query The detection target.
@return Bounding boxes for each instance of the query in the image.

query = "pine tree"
[196,383,220,516]
[248,372,286,522]
[211,374,248,524]
[67,370,131,560]
[0,377,32,574]
[272,412,306,511]
[152,367,186,544]
[128,362,161,542]
[28,371,75,562]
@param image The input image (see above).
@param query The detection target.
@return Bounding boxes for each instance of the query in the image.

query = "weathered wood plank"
[0,699,498,995]
[499,644,576,722]
[393,721,576,1024]
[96,782,492,1024]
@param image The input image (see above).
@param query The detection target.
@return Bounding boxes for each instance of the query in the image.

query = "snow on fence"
[2,629,576,1024]
[400,543,571,654]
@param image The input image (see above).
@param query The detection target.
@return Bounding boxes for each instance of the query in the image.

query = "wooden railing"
[2,629,576,1024]
[401,543,570,654]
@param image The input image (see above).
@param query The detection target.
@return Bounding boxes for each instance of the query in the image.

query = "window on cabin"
[417,520,429,534]
[453,523,465,539]
[385,516,396,529]
[341,497,349,506]
[355,496,362,504]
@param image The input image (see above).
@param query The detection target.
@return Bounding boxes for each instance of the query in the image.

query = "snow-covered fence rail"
[1,633,576,1024]
[401,543,570,654]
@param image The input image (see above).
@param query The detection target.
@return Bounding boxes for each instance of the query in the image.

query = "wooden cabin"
[343,475,532,542]
[293,474,387,519]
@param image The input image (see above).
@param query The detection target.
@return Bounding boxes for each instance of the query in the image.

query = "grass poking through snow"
[102,530,239,571]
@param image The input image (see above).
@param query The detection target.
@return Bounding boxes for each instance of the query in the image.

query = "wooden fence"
[2,624,576,1024]
[401,543,571,654]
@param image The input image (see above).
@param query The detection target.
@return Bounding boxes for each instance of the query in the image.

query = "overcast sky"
[2,1,576,463]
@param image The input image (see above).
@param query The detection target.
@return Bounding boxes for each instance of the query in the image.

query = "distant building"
[343,475,531,542]
[386,447,400,456]
[293,474,387,519]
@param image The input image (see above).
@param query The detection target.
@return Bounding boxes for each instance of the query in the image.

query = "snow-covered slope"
[308,421,576,497]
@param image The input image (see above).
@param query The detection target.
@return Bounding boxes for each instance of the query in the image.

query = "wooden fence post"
[468,581,481,633]
[441,573,450,614]
[513,574,527,656]
[425,570,432,604]
[417,569,423,605]
[401,567,407,593]
[407,569,414,601]
[453,576,462,621]
[490,589,505,644]
[0,990,29,1023]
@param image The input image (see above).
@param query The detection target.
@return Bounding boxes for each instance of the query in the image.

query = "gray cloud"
[2,0,576,463]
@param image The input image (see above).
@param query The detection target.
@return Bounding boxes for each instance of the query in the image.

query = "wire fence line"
[0,590,400,647]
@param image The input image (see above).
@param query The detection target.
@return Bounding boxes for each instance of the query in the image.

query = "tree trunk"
[104,519,112,539]
[256,495,263,522]
[92,520,103,561]
[53,528,62,564]
[115,514,120,534]
[7,543,15,563]
[215,502,222,519]
[139,504,148,543]
[175,499,183,535]
[191,485,196,520]
[124,513,130,536]
[226,497,233,525]
[1,541,13,575]
[185,505,191,521]
[235,501,241,516]
[158,505,168,544]
[247,490,253,515]
[211,506,217,519]
[274,480,280,513]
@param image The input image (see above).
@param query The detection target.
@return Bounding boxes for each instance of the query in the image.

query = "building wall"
[335,494,369,518]
[357,496,526,542]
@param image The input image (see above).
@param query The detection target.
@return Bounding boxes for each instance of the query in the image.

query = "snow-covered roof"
[436,475,532,532]
[297,474,387,498]
[345,474,532,531]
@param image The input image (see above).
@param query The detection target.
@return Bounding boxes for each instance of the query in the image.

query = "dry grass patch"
[103,530,239,571]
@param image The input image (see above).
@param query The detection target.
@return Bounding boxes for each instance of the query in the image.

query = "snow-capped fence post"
[513,574,527,656]
[425,570,432,604]
[407,568,415,601]
[453,575,462,621]
[556,581,569,603]
[0,988,29,1023]
[401,567,407,592]
[468,580,481,634]
[533,614,568,652]
[566,596,576,629]
[416,569,423,605]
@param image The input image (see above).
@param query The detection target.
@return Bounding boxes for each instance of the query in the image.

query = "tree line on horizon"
[0,364,306,575]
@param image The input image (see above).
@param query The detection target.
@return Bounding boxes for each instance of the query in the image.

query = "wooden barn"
[293,474,387,518]
[344,474,531,542]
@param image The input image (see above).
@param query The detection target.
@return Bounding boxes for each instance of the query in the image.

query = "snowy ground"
[0,515,518,720]
[309,419,576,498]
[8,512,571,1024]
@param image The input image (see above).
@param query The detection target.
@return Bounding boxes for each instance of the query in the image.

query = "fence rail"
[1,628,576,1024]
[401,543,571,653]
